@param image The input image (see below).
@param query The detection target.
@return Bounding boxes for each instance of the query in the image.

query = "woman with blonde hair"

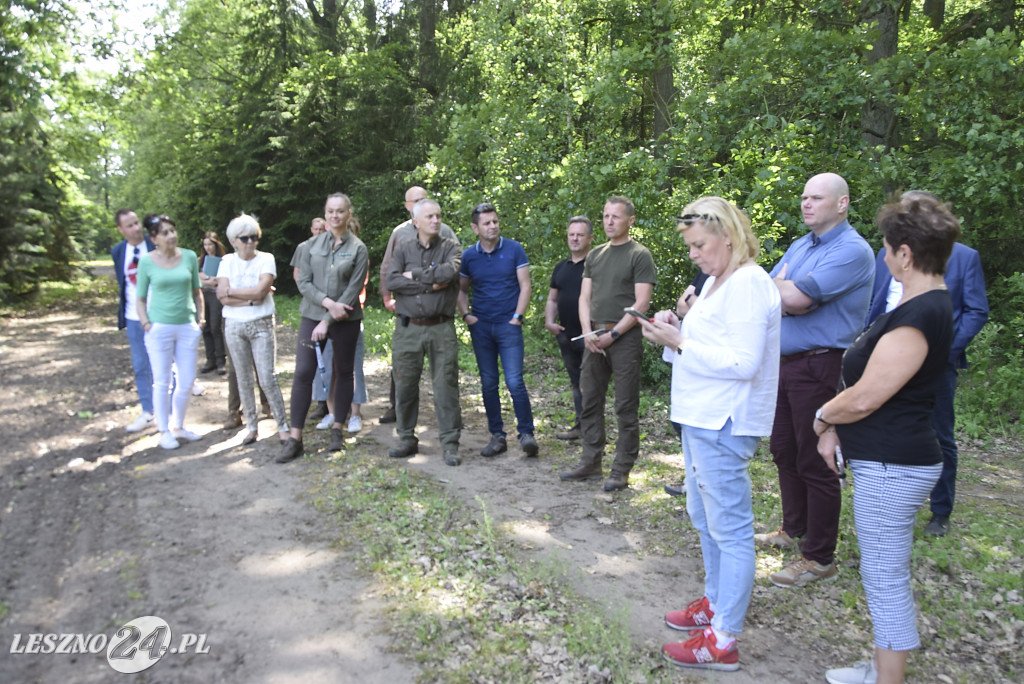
[216,214,289,446]
[639,196,781,671]
[280,193,368,462]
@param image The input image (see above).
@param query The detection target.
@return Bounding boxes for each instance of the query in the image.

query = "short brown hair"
[877,193,960,276]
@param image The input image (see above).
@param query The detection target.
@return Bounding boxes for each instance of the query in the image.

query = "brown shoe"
[769,558,837,588]
[328,427,346,452]
[604,472,629,491]
[559,461,602,481]
[754,526,801,551]
[555,426,581,440]
[388,442,418,459]
[276,438,303,464]
[223,411,243,430]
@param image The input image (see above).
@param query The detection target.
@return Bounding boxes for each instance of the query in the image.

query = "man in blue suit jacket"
[110,209,157,432]
[865,192,989,537]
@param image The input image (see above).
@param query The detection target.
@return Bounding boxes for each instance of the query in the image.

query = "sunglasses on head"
[677,213,719,226]
[238,235,259,243]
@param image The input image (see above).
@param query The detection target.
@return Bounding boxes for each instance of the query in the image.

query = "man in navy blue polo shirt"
[760,173,875,589]
[458,203,539,458]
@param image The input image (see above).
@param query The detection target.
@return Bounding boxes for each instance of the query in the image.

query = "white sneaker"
[126,412,154,433]
[159,432,180,450]
[172,428,203,442]
[347,415,362,433]
[826,660,877,684]
[191,380,206,396]
[316,413,335,430]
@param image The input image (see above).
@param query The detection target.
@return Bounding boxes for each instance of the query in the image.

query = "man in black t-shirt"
[544,216,594,440]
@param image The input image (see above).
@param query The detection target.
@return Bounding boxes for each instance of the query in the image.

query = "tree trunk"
[859,1,899,152]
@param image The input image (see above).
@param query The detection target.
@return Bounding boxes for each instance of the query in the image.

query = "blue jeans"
[681,419,759,635]
[125,319,154,414]
[468,320,534,437]
[929,364,959,516]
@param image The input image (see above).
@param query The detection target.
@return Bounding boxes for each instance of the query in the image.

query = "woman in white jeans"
[136,214,204,450]
[216,214,289,445]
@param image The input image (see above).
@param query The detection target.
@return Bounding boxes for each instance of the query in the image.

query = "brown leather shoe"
[604,472,629,491]
[223,411,243,430]
[388,442,418,459]
[559,461,602,481]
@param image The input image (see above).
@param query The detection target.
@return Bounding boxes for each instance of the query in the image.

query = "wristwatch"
[815,407,832,426]
[609,329,620,340]
[512,313,523,321]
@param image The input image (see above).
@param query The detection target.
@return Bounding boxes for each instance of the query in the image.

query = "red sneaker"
[662,627,739,671]
[665,596,714,631]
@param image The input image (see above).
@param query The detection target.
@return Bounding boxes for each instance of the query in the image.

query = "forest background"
[3,0,1023,432]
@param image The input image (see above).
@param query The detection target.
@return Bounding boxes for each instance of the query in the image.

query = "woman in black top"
[812,192,959,684]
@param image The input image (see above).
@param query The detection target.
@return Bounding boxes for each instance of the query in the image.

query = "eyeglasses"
[131,246,140,265]
[237,235,259,243]
[677,213,719,226]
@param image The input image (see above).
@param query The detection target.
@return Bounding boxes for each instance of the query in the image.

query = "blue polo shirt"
[461,237,530,323]
[769,221,875,355]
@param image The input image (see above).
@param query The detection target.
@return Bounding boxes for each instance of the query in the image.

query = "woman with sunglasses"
[281,192,368,463]
[216,215,290,446]
[198,231,228,374]
[639,198,781,671]
[136,213,205,450]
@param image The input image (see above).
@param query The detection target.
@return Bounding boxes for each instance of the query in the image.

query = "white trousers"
[145,321,201,432]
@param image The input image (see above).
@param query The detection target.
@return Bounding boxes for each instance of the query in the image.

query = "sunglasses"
[237,235,259,243]
[677,213,719,226]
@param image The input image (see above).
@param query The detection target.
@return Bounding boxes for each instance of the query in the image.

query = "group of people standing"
[112,174,987,683]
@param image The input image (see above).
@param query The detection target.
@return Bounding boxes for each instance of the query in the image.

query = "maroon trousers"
[769,351,844,565]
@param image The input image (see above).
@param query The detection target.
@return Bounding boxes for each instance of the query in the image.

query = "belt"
[780,347,843,363]
[408,315,452,326]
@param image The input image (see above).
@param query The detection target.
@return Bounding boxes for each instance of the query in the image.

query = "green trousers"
[392,319,462,449]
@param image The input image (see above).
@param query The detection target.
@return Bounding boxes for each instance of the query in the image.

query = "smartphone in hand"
[623,307,653,322]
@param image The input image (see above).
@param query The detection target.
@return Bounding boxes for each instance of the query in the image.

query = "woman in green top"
[136,214,205,451]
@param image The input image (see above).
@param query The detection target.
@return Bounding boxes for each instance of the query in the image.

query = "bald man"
[759,173,875,589]
[378,186,459,423]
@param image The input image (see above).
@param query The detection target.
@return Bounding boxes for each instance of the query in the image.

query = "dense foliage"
[3,0,1023,429]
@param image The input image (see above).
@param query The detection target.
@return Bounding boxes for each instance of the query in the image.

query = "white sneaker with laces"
[126,412,154,433]
[316,413,335,430]
[172,428,202,442]
[159,432,180,450]
[825,660,877,684]
[191,380,206,396]
[347,415,362,433]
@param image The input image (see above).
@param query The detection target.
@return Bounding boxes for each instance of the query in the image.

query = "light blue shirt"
[769,221,875,355]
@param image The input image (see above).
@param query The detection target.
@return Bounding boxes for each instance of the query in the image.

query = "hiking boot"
[825,660,877,684]
[276,438,303,464]
[770,558,837,588]
[519,433,539,457]
[388,442,418,459]
[754,526,801,551]
[223,411,243,430]
[664,482,685,498]
[924,514,950,537]
[559,461,602,482]
[665,597,714,631]
[443,449,461,467]
[379,406,397,424]
[328,427,346,452]
[555,426,581,440]
[662,627,739,671]
[604,471,629,492]
[480,434,507,457]
[308,401,329,422]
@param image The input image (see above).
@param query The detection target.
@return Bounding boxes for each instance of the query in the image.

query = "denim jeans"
[125,319,154,414]
[681,419,759,635]
[144,321,201,432]
[468,320,534,437]
[929,364,959,516]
